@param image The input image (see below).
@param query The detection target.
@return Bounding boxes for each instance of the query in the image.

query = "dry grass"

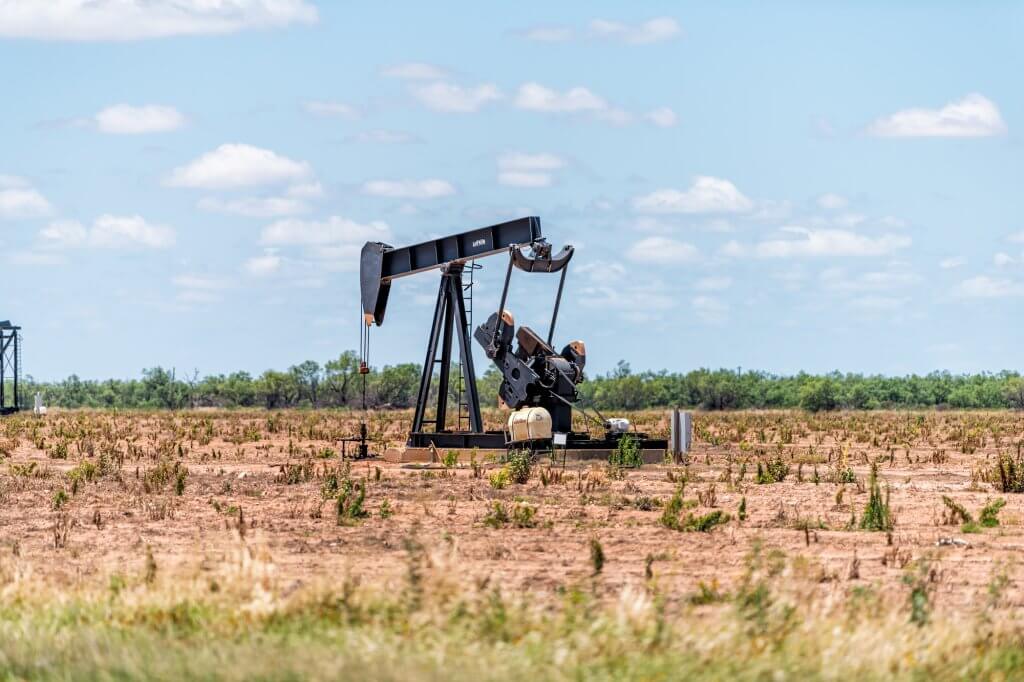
[0,408,1023,679]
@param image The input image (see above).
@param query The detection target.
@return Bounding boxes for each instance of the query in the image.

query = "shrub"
[980,498,1006,528]
[512,504,538,528]
[483,501,510,528]
[757,457,790,484]
[488,468,510,490]
[995,448,1024,493]
[860,463,894,532]
[680,510,731,533]
[505,450,531,484]
[608,434,643,468]
[335,479,368,525]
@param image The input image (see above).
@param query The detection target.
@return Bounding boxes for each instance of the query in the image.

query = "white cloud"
[286,181,323,198]
[514,82,607,113]
[694,276,732,292]
[348,129,418,144]
[302,100,359,118]
[940,257,966,269]
[727,228,911,259]
[41,215,175,249]
[867,93,1007,138]
[245,251,282,277]
[0,175,53,218]
[579,282,674,322]
[644,107,677,128]
[626,236,698,264]
[260,216,391,246]
[519,25,573,42]
[691,295,728,323]
[197,196,308,217]
[0,0,317,41]
[382,62,448,80]
[954,276,1024,299]
[634,176,753,214]
[1009,231,1024,244]
[360,179,455,199]
[816,193,847,210]
[589,17,681,44]
[167,144,311,189]
[410,82,501,113]
[994,252,1016,267]
[497,152,565,188]
[95,104,184,134]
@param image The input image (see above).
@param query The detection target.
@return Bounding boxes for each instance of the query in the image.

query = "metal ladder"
[14,331,21,409]
[457,260,477,431]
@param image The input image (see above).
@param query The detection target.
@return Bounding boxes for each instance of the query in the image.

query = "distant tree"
[799,377,839,412]
[1004,377,1024,410]
[323,351,360,406]
[290,360,322,407]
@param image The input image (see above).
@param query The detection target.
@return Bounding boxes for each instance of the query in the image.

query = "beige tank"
[506,407,553,443]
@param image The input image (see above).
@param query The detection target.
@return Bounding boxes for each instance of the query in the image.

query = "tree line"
[14,352,1024,411]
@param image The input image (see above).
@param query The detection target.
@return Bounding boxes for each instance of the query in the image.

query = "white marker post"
[670,408,692,464]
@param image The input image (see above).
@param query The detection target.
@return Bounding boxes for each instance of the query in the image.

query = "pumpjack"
[359,216,665,454]
[0,320,22,416]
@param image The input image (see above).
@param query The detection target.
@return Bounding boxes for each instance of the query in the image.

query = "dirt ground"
[1,409,1022,613]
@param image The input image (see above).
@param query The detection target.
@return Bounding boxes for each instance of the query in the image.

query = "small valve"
[359,361,369,375]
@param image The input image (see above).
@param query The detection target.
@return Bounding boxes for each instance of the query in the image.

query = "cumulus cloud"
[497,152,565,188]
[939,257,966,269]
[360,179,455,199]
[40,215,175,249]
[0,175,53,219]
[867,93,1007,138]
[302,100,359,118]
[245,251,282,276]
[1009,231,1024,244]
[954,276,1024,299]
[0,0,317,41]
[514,83,607,113]
[816,193,848,210]
[94,104,184,134]
[382,62,449,80]
[644,107,678,128]
[410,82,501,113]
[589,17,681,44]
[994,252,1016,267]
[633,176,753,214]
[626,236,699,264]
[167,144,311,189]
[725,227,911,259]
[691,295,728,323]
[260,216,391,246]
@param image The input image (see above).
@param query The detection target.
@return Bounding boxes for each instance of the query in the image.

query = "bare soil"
[2,409,1022,613]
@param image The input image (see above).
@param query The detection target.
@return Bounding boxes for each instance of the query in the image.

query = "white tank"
[507,407,553,443]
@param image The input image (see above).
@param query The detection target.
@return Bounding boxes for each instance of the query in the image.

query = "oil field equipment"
[0,320,23,415]
[359,216,666,455]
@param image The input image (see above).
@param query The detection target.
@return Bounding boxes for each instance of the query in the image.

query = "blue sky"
[1,1,1021,380]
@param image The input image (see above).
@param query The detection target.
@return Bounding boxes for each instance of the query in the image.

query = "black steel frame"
[407,263,483,446]
[0,322,21,415]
